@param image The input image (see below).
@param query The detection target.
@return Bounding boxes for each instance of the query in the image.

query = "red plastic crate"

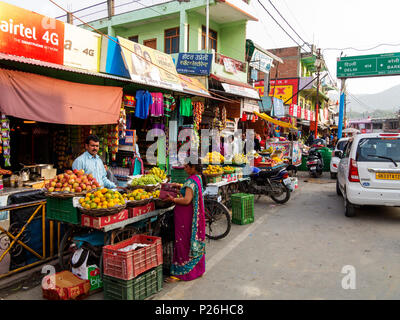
[102,235,163,280]
[81,209,128,229]
[127,202,155,218]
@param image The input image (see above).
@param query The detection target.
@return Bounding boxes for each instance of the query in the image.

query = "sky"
[4,0,400,96]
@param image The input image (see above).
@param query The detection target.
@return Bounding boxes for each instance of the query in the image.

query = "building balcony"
[215,52,247,73]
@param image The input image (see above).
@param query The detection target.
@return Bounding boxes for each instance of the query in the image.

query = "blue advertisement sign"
[176,53,213,75]
[100,36,130,78]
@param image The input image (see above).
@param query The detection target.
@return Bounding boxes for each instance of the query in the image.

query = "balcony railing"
[215,52,247,73]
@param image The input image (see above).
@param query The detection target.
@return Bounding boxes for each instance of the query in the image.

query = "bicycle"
[204,195,231,240]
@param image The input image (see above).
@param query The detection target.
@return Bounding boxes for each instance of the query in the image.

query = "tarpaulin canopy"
[0,68,122,125]
[254,111,297,130]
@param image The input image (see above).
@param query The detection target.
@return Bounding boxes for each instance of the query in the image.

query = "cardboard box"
[81,209,128,229]
[128,202,155,218]
[42,270,91,300]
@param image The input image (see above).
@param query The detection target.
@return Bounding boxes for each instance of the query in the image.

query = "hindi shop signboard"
[176,53,212,76]
[337,52,400,78]
[249,48,273,74]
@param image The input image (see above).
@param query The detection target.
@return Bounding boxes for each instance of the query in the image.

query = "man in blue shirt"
[72,135,117,189]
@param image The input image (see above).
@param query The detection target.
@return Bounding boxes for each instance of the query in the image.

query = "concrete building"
[246,44,338,136]
[59,0,259,86]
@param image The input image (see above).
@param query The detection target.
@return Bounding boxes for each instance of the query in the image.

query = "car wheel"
[344,196,356,217]
[330,172,337,179]
[336,179,342,196]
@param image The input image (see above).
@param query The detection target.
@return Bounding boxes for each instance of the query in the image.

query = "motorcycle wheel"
[310,171,317,178]
[270,182,291,204]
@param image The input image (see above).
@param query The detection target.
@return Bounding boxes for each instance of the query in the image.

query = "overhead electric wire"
[280,0,312,45]
[267,0,312,51]
[346,92,375,110]
[48,0,237,103]
[323,41,400,53]
[256,0,304,50]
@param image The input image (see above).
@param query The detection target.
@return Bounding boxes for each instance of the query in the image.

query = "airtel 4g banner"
[0,1,64,64]
[0,1,101,72]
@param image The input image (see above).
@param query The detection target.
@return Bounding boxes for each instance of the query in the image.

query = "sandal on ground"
[165,276,181,283]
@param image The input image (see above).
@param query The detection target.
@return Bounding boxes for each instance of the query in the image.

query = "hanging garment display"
[150,93,164,117]
[221,106,227,129]
[164,94,176,112]
[193,102,205,130]
[1,115,10,167]
[179,97,193,117]
[134,90,153,119]
[118,107,127,139]
[123,95,136,107]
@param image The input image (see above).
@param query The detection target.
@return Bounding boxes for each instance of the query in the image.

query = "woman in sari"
[166,163,206,282]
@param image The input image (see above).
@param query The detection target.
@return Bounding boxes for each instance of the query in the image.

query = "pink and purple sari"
[170,175,206,281]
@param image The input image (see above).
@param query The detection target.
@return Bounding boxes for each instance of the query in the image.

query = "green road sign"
[337,52,400,78]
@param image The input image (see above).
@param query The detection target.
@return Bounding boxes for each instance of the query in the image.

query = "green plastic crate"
[46,197,81,225]
[170,168,188,183]
[103,265,163,300]
[231,193,254,225]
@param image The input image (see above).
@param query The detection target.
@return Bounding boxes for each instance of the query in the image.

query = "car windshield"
[336,140,347,151]
[356,138,400,162]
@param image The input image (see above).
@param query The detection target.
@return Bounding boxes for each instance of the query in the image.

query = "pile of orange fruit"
[79,188,125,209]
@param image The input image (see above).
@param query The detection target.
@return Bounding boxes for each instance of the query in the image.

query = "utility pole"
[206,0,209,51]
[337,78,346,139]
[314,48,322,139]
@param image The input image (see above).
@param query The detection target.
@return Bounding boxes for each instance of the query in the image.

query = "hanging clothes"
[164,94,176,112]
[179,97,193,117]
[135,90,153,119]
[150,92,164,117]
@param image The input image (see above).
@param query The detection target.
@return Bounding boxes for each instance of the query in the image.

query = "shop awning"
[254,111,297,130]
[210,74,254,89]
[209,74,260,100]
[0,68,122,125]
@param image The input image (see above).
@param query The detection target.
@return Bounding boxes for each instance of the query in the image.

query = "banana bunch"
[149,167,167,181]
[233,154,249,165]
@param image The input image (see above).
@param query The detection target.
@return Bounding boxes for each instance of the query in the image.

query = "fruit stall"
[40,164,179,300]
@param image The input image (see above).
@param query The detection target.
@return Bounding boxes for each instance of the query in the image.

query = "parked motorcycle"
[239,165,292,204]
[306,147,324,177]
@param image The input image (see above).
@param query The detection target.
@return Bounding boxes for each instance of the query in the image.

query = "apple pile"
[45,169,100,193]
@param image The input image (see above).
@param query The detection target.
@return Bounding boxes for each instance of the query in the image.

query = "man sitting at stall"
[72,135,117,189]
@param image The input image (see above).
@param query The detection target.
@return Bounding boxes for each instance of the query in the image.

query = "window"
[164,27,180,54]
[343,141,353,158]
[336,140,348,151]
[356,138,400,162]
[201,26,217,51]
[129,35,138,43]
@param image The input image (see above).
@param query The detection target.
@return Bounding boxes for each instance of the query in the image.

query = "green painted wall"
[220,21,247,62]
[114,18,180,52]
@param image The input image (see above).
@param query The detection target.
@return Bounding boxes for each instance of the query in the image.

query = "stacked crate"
[231,193,254,225]
[102,235,163,300]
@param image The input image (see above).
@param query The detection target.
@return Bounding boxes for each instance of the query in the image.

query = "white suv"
[336,132,400,217]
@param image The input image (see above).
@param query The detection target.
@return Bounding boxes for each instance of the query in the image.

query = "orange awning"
[0,68,122,125]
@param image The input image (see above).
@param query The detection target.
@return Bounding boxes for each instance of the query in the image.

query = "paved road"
[2,172,400,300]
